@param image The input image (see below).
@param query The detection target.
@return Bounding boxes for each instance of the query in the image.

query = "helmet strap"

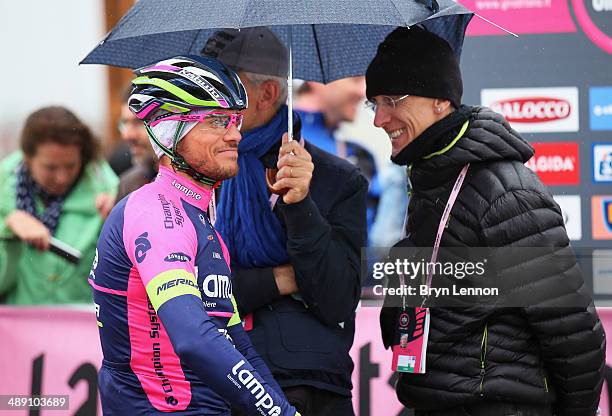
[171,121,220,187]
[145,122,173,158]
[144,120,220,187]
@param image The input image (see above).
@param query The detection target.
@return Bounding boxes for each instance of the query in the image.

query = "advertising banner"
[525,142,580,185]
[2,306,612,415]
[481,87,580,133]
[0,307,102,415]
[460,0,576,36]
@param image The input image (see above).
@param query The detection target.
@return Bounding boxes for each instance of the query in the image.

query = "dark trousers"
[283,385,354,416]
[232,385,354,416]
[415,401,553,416]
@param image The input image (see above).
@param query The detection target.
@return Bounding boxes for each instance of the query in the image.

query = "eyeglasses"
[149,111,244,132]
[117,118,145,133]
[365,94,410,113]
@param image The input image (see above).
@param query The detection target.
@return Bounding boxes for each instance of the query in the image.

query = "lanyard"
[425,163,470,290]
[399,164,470,308]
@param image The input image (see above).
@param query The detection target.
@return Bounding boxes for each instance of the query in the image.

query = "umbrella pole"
[287,27,293,142]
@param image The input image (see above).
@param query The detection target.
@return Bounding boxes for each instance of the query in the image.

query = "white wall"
[0,0,108,157]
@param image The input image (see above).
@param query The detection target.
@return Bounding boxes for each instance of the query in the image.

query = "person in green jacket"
[0,106,118,304]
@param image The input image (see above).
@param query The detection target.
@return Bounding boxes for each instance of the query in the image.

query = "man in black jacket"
[367,27,605,416]
[202,28,368,415]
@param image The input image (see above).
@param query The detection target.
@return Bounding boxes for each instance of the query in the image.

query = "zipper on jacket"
[544,376,549,393]
[479,324,488,396]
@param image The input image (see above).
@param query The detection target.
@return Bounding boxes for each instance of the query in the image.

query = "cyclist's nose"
[224,124,241,143]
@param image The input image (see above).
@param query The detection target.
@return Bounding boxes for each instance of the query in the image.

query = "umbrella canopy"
[82,0,473,83]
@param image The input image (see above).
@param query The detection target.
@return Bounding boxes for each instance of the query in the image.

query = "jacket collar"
[408,106,534,191]
[391,105,472,166]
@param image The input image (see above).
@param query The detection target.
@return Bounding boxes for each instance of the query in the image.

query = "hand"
[273,264,298,295]
[272,133,314,204]
[95,193,116,219]
[5,210,51,251]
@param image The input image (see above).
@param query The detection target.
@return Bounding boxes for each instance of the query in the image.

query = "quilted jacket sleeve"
[481,186,605,416]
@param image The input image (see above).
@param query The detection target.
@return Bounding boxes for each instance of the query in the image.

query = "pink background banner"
[0,307,102,415]
[1,306,610,415]
[459,0,577,36]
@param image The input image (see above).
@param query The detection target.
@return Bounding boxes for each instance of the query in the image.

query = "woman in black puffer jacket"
[366,26,605,416]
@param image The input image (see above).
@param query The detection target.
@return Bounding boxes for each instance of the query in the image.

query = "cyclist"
[90,55,300,415]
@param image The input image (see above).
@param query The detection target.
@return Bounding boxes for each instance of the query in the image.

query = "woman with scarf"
[0,106,118,304]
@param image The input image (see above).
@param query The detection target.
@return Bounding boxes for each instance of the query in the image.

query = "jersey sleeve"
[123,195,298,415]
[157,295,298,415]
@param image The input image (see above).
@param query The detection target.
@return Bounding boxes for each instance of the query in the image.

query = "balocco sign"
[481,87,579,132]
[491,97,571,123]
[525,142,580,185]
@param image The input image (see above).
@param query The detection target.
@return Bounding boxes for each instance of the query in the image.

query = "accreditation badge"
[391,307,430,374]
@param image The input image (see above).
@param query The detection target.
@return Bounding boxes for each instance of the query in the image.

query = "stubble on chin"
[195,161,239,182]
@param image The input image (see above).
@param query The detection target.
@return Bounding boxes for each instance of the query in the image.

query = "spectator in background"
[115,86,158,201]
[294,79,381,232]
[203,27,367,415]
[368,163,408,248]
[0,106,118,304]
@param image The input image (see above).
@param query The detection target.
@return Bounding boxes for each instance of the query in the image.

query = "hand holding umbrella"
[272,132,314,204]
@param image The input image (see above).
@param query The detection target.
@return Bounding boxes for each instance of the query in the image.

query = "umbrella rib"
[186,31,202,56]
[238,1,252,28]
[388,0,411,26]
[310,24,326,84]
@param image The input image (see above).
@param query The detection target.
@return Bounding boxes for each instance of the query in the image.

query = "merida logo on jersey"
[135,232,151,263]
[230,360,281,415]
[157,278,199,295]
[203,274,232,299]
[164,252,192,263]
[171,179,202,200]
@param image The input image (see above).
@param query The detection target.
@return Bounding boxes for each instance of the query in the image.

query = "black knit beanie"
[366,26,463,108]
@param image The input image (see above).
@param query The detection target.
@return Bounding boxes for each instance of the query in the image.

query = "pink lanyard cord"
[424,163,470,291]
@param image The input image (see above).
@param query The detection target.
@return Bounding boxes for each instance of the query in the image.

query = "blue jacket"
[231,128,368,396]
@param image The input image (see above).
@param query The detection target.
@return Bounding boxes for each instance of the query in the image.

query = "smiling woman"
[369,26,606,416]
[0,106,118,305]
